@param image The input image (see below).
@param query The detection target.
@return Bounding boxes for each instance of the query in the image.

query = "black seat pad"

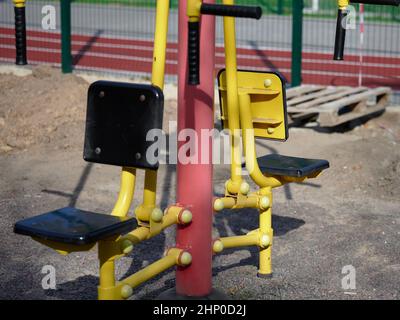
[14,207,137,245]
[256,154,329,178]
[83,81,164,170]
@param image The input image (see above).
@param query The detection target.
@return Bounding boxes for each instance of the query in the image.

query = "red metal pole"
[176,0,216,297]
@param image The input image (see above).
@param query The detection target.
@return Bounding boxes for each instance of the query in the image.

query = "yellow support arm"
[213,229,271,253]
[99,248,192,300]
[112,167,136,217]
[238,93,284,188]
[112,0,170,219]
[137,0,170,221]
[120,206,192,248]
[222,0,243,194]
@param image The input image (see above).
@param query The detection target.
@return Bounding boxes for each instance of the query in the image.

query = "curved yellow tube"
[238,93,283,188]
[99,247,187,300]
[111,167,136,217]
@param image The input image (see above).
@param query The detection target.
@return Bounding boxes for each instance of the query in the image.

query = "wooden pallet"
[286,85,391,127]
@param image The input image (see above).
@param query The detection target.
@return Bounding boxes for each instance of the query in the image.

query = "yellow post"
[98,241,118,300]
[139,0,170,220]
[258,188,273,277]
[222,0,243,194]
[151,0,169,89]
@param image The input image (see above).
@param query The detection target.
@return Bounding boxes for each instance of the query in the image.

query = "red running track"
[1,27,399,90]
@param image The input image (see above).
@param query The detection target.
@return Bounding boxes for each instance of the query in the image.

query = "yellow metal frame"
[26,0,332,298]
[92,0,192,299]
[32,0,195,300]
[94,0,196,299]
[212,0,326,278]
[218,70,288,141]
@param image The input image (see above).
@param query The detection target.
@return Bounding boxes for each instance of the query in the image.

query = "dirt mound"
[0,65,88,153]
[0,66,178,154]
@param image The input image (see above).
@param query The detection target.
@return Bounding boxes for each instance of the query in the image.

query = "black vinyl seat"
[84,81,164,170]
[255,154,329,178]
[14,81,162,247]
[14,207,137,245]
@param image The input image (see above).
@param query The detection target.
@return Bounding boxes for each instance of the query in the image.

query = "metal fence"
[0,1,399,102]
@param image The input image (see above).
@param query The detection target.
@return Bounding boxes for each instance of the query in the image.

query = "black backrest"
[83,81,164,170]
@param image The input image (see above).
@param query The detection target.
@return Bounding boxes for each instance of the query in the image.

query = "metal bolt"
[260,196,270,210]
[179,252,192,266]
[99,91,105,98]
[121,285,133,299]
[121,239,133,254]
[213,199,224,212]
[213,240,224,253]
[240,182,250,195]
[260,234,270,248]
[139,94,146,102]
[95,147,101,155]
[264,79,272,87]
[151,208,163,223]
[179,209,193,224]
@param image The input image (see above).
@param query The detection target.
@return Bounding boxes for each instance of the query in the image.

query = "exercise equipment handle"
[333,9,347,61]
[334,0,399,60]
[200,3,262,19]
[188,21,200,85]
[188,3,262,85]
[350,0,399,5]
[14,5,27,65]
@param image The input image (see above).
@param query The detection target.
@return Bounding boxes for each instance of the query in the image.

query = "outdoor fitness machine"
[13,0,396,300]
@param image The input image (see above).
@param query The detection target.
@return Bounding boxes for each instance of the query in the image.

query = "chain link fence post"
[291,0,303,87]
[61,0,72,73]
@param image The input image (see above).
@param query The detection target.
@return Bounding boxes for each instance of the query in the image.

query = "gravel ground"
[0,65,399,300]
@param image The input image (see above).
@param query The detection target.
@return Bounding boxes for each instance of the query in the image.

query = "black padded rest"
[84,81,164,170]
[14,207,137,245]
[255,154,329,178]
